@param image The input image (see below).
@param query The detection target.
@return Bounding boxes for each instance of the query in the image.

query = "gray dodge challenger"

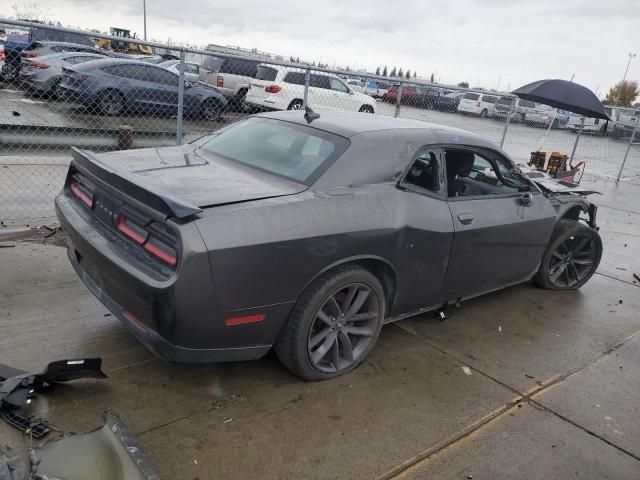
[55,111,602,380]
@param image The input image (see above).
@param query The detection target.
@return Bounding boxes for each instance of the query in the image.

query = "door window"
[445,149,523,197]
[401,150,442,194]
[284,72,306,85]
[330,78,349,93]
[309,74,331,89]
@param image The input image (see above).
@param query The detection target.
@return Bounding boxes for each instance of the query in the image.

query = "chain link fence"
[1,19,639,226]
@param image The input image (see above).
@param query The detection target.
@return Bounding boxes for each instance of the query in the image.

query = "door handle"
[458,213,474,225]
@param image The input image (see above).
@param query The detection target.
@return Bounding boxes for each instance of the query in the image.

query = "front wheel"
[534,219,602,290]
[275,265,385,381]
[359,105,374,114]
[201,98,224,121]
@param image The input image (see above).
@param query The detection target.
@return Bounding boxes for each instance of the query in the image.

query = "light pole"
[618,52,636,105]
[143,0,147,41]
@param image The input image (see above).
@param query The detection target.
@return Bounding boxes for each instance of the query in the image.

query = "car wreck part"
[0,412,159,480]
[0,410,50,439]
[0,358,107,436]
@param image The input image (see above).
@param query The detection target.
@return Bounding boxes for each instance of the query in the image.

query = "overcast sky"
[4,0,640,94]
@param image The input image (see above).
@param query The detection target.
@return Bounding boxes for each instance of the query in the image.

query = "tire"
[274,265,385,381]
[201,98,224,121]
[287,99,304,110]
[534,219,602,290]
[98,89,124,116]
[551,119,559,129]
[517,113,526,123]
[480,109,488,118]
[359,105,374,114]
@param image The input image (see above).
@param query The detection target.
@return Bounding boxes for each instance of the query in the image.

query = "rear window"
[255,65,277,81]
[202,55,225,72]
[463,93,480,100]
[198,117,349,185]
[519,99,536,108]
[496,96,512,105]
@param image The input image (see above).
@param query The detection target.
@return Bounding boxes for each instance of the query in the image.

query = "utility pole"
[618,52,636,105]
[143,0,147,41]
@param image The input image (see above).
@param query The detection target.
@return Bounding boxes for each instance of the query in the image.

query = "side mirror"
[520,191,533,207]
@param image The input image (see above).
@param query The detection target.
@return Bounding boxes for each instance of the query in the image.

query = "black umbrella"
[512,79,609,166]
[512,79,609,120]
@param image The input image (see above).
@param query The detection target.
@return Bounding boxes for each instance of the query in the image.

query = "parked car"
[384,85,443,109]
[525,105,570,128]
[433,91,465,112]
[57,58,228,120]
[157,59,200,82]
[199,55,260,107]
[494,97,537,122]
[20,41,109,60]
[0,38,5,75]
[611,108,639,140]
[245,64,376,113]
[2,27,95,80]
[128,54,167,64]
[566,107,619,135]
[56,111,602,380]
[374,81,393,99]
[345,79,367,94]
[457,92,500,117]
[20,51,108,95]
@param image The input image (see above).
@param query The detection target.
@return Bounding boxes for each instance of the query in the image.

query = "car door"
[309,73,332,110]
[136,65,179,113]
[329,77,357,111]
[394,147,455,313]
[443,147,556,300]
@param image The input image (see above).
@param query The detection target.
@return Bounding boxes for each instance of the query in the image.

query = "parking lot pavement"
[1,176,639,479]
[400,403,640,480]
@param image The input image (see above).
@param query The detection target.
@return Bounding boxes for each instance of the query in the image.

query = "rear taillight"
[216,75,224,87]
[117,214,148,244]
[69,176,94,208]
[265,85,282,93]
[476,101,481,107]
[21,51,40,58]
[0,50,5,62]
[144,236,178,267]
[26,62,49,69]
[117,213,178,267]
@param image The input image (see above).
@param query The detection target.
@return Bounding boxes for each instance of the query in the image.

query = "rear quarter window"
[255,65,278,81]
[482,95,499,103]
[463,93,480,100]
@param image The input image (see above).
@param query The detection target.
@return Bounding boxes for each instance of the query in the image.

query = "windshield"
[197,117,350,185]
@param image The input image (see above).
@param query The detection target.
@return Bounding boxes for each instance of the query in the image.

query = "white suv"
[457,92,500,117]
[245,64,376,113]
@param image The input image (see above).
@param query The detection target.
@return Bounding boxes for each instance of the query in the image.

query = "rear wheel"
[359,105,374,114]
[534,219,602,290]
[98,90,124,116]
[287,99,304,110]
[480,109,488,118]
[275,265,385,381]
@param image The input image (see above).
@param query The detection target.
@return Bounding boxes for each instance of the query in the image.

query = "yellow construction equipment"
[95,28,153,55]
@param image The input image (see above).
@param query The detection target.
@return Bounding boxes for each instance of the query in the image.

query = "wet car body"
[55,111,600,375]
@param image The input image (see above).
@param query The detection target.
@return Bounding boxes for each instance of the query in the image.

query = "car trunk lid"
[69,146,306,218]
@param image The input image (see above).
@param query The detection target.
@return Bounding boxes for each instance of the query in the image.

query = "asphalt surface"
[0,177,639,479]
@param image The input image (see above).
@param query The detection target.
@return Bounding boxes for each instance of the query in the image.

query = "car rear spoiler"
[71,147,202,219]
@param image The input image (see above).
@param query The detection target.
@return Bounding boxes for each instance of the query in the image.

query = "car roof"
[32,41,97,48]
[257,63,342,79]
[71,57,166,71]
[255,110,483,140]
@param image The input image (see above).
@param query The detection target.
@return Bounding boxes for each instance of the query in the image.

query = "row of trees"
[603,80,639,108]
[374,66,417,79]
